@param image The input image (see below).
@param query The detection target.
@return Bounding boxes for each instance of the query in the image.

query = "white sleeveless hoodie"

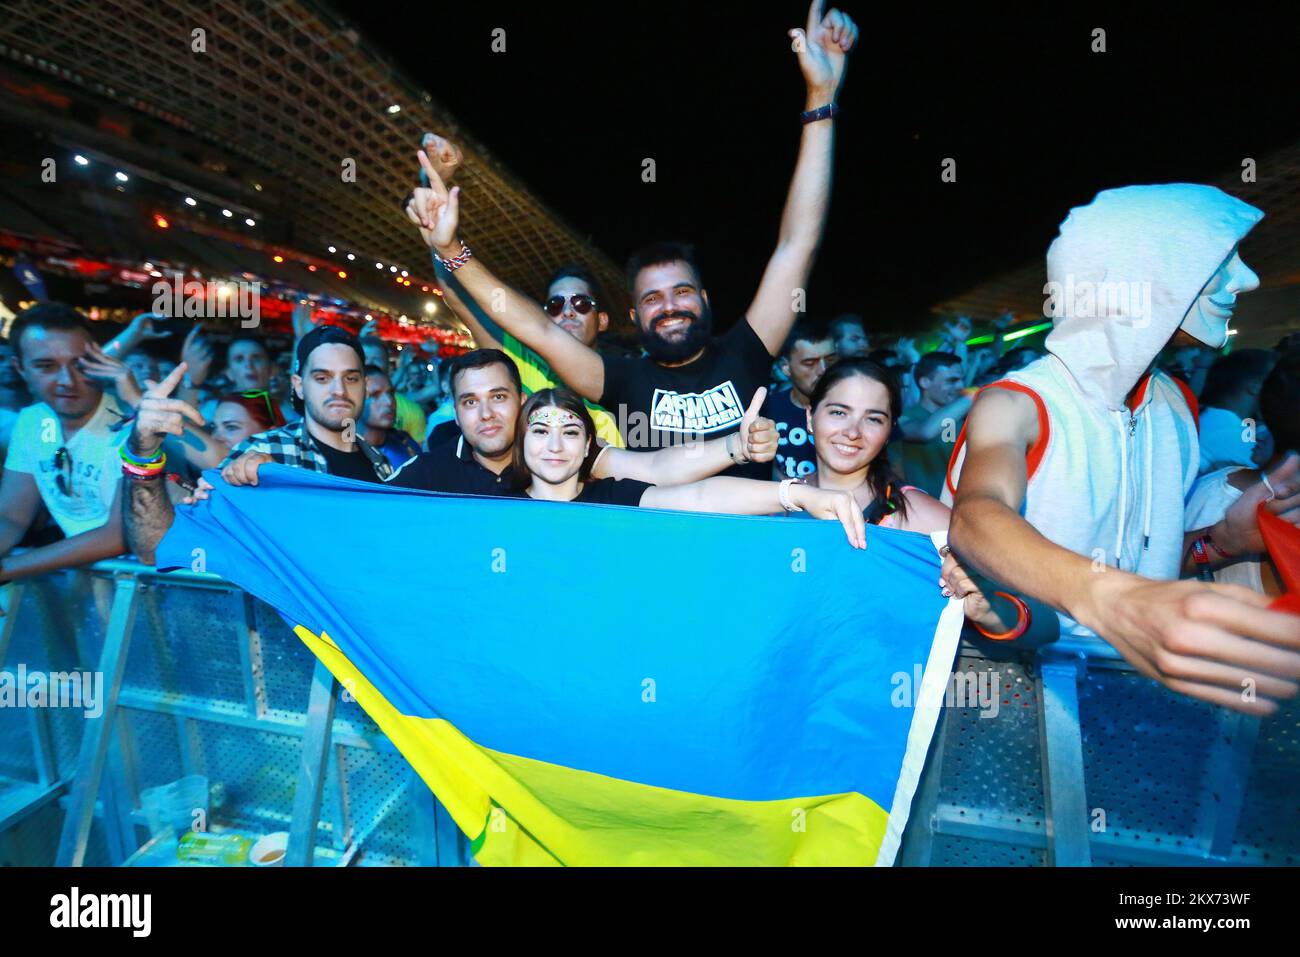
[944,184,1263,639]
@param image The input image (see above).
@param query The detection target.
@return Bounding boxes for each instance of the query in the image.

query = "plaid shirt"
[222,418,394,480]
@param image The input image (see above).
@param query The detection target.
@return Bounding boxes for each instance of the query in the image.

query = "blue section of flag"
[157,465,951,806]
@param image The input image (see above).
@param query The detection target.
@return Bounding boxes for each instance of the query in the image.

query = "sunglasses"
[53,446,73,496]
[543,294,597,318]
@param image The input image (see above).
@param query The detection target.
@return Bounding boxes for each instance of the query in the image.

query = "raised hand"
[78,341,142,407]
[737,387,778,463]
[421,132,464,185]
[407,149,461,256]
[789,0,859,103]
[180,325,214,387]
[130,362,205,458]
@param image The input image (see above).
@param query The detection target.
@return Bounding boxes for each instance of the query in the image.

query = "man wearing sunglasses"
[409,133,624,452]
[0,303,130,585]
[407,1,857,479]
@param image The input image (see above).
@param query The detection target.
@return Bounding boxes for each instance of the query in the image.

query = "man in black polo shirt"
[406,1,857,479]
[384,349,522,495]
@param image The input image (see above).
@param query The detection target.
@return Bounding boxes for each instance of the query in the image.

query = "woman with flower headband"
[510,388,868,549]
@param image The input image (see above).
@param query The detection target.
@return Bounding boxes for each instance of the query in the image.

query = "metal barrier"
[1,560,1296,866]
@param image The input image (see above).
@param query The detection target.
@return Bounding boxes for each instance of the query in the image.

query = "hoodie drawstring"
[1114,410,1128,568]
[1142,410,1154,552]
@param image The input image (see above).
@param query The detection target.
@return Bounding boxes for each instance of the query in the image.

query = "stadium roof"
[929,141,1300,348]
[0,0,630,325]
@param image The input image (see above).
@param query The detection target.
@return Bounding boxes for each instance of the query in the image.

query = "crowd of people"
[1,1,1298,721]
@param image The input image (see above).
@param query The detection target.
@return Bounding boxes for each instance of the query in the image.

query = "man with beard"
[217,325,392,484]
[406,0,857,478]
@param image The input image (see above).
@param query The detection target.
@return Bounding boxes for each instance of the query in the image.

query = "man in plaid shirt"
[220,325,392,483]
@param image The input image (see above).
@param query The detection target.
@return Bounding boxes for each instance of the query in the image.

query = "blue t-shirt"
[761,387,817,480]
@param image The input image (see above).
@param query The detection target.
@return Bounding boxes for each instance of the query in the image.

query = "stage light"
[421,285,429,292]
[114,171,129,182]
[403,279,411,286]
[337,270,347,279]
[327,245,337,253]
[308,264,317,272]
[424,302,435,314]
[253,183,263,191]
[390,265,397,273]
[154,215,170,228]
[273,255,284,263]
[245,218,256,227]
[376,262,384,269]
[387,104,401,114]
[74,154,89,166]
[184,196,197,206]
[364,314,373,321]
[346,253,355,261]
[401,270,409,278]
[143,262,153,270]
[221,208,232,217]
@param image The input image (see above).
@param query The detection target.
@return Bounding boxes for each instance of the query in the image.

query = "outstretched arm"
[949,388,1300,715]
[744,1,858,355]
[3,483,126,579]
[594,388,775,484]
[122,364,206,564]
[643,477,864,549]
[406,153,606,400]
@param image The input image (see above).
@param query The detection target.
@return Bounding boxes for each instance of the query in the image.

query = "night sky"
[337,1,1300,334]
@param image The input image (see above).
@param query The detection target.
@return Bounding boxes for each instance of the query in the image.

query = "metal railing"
[1,560,1296,866]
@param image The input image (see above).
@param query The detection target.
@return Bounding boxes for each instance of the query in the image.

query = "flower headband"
[528,407,583,428]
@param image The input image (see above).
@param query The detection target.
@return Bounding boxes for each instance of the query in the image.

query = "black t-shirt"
[762,386,818,480]
[385,436,515,496]
[598,318,773,479]
[317,442,386,484]
[510,478,651,507]
[425,419,461,451]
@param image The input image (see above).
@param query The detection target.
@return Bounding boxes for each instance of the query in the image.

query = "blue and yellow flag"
[156,466,963,865]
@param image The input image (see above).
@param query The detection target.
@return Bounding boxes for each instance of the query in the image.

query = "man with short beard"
[218,325,392,484]
[406,0,857,478]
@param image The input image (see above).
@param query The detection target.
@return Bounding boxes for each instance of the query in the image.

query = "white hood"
[1043,184,1263,410]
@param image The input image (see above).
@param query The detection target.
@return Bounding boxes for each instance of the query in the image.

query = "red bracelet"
[972,591,1030,642]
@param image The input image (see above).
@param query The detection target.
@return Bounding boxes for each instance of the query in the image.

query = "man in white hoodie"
[944,184,1300,715]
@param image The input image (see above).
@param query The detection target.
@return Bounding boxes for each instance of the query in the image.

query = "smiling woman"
[509,387,869,548]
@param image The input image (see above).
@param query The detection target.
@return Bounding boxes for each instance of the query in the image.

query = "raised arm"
[594,388,776,484]
[949,388,1300,715]
[122,364,205,564]
[406,153,606,400]
[899,393,974,442]
[744,1,858,355]
[642,477,864,549]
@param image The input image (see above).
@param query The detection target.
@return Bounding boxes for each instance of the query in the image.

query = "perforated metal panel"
[6,563,1300,867]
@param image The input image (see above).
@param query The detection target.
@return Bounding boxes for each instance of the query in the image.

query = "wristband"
[437,241,473,272]
[972,591,1030,642]
[778,478,804,513]
[800,103,839,125]
[1204,534,1233,560]
[119,443,165,468]
[121,455,165,479]
[726,432,750,465]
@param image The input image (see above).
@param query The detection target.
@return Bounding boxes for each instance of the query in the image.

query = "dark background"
[336,1,1300,333]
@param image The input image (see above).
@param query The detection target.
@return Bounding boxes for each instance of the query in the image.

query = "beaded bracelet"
[438,241,473,272]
